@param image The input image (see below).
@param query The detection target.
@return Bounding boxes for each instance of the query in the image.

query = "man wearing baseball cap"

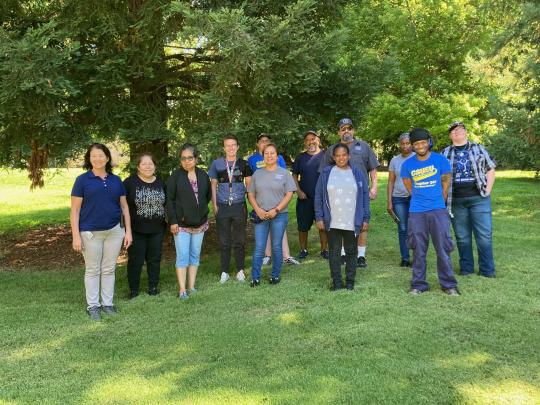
[319,118,379,268]
[442,121,496,278]
[292,130,328,260]
[401,128,460,296]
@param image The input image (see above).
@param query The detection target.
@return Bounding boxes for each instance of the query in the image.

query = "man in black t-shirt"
[442,121,497,278]
[292,130,328,260]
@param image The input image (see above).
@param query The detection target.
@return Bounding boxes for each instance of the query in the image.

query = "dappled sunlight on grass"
[277,311,302,325]
[6,323,105,362]
[458,379,540,404]
[436,352,492,369]
[178,389,268,404]
[83,374,175,403]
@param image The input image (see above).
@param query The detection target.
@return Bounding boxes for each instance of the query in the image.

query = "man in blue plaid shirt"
[442,122,497,278]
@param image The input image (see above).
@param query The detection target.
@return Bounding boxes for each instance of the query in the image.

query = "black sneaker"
[269,277,281,285]
[129,290,139,299]
[442,287,461,296]
[148,287,159,296]
[478,273,496,278]
[298,249,308,260]
[331,284,343,291]
[320,250,329,260]
[250,279,260,287]
[102,305,118,315]
[400,259,411,267]
[346,284,354,291]
[357,256,367,268]
[86,306,101,321]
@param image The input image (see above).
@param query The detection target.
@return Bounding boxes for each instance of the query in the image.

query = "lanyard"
[225,158,236,205]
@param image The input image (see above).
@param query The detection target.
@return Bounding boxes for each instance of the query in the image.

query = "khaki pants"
[80,224,124,308]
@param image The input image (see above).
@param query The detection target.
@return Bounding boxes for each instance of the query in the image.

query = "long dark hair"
[83,143,113,173]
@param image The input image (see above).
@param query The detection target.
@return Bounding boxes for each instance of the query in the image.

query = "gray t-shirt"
[248,167,297,212]
[327,166,357,231]
[320,139,380,181]
[388,153,415,197]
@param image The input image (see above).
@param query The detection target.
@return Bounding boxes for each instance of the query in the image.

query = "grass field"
[1,169,539,404]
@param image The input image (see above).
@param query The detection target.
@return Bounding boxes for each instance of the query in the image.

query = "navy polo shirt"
[71,171,126,231]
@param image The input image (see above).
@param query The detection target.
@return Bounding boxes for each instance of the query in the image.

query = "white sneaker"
[262,256,272,266]
[236,270,246,282]
[219,272,230,284]
[284,257,300,265]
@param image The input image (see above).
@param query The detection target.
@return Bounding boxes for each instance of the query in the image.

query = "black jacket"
[166,167,211,228]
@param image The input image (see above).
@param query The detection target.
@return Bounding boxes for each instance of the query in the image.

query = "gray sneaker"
[102,305,118,315]
[87,306,101,321]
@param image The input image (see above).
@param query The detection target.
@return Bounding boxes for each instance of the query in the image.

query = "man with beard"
[292,130,328,260]
[401,128,459,296]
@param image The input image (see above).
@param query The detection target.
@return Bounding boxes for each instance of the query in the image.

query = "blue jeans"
[392,196,411,261]
[251,213,288,280]
[451,195,495,276]
[173,231,205,268]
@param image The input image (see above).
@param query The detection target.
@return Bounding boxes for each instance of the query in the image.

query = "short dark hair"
[223,134,239,146]
[332,143,350,156]
[136,152,156,167]
[83,143,113,173]
[180,143,199,159]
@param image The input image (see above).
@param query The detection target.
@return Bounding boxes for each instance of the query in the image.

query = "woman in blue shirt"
[70,143,132,320]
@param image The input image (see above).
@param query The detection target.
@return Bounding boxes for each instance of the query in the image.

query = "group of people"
[70,118,496,320]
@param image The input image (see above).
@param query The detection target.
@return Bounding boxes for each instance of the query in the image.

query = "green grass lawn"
[1,169,539,404]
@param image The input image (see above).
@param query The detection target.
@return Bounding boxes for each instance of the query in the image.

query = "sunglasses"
[180,156,195,162]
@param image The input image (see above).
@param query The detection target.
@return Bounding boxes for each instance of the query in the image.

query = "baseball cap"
[304,129,320,139]
[257,133,272,141]
[448,121,466,132]
[338,118,354,129]
[409,128,431,144]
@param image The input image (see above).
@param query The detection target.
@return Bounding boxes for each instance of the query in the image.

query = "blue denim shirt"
[314,164,370,236]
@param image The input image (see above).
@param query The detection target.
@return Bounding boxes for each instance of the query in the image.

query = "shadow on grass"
[0,207,70,237]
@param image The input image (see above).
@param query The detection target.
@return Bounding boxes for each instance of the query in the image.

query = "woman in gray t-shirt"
[247,143,296,286]
[315,144,370,290]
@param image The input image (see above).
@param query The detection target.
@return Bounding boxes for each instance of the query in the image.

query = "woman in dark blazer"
[167,143,211,300]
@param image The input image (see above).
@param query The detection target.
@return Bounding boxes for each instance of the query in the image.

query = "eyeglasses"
[180,156,195,162]
[340,126,353,131]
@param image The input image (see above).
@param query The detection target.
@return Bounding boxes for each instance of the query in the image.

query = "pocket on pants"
[444,233,455,253]
[81,231,93,240]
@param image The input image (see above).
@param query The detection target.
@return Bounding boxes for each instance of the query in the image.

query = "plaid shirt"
[442,141,496,213]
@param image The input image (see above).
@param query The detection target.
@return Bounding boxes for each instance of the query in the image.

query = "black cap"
[338,118,354,129]
[409,128,431,144]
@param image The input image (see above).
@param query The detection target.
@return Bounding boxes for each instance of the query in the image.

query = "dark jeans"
[216,203,247,273]
[328,228,357,288]
[127,230,164,291]
[451,195,495,276]
[407,209,457,291]
[392,196,411,261]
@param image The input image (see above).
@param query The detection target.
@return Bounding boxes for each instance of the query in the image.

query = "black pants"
[216,203,247,273]
[127,230,164,291]
[328,228,357,288]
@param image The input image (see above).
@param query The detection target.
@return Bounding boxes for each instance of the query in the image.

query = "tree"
[0,0,348,185]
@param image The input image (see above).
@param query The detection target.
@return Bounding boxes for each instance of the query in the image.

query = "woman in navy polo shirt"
[70,143,132,321]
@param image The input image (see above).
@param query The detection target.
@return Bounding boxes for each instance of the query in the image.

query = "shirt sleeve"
[481,145,496,170]
[440,155,452,175]
[366,146,380,171]
[208,160,218,179]
[247,172,256,193]
[400,161,411,179]
[388,157,396,173]
[284,171,297,192]
[278,155,287,169]
[71,175,85,197]
[243,160,253,177]
[292,155,301,175]
[118,176,126,196]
